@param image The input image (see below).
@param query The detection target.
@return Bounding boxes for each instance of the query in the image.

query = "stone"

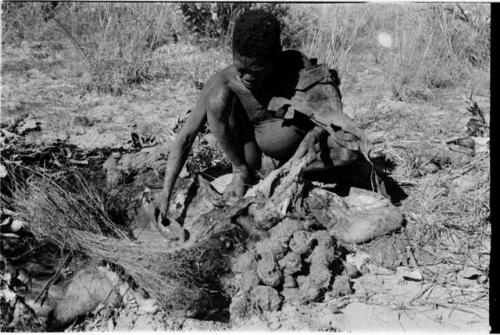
[278,252,303,275]
[330,274,352,298]
[269,218,304,244]
[255,239,287,261]
[256,253,282,287]
[306,247,335,267]
[232,251,256,273]
[283,275,297,288]
[251,285,282,311]
[289,231,312,255]
[309,230,335,249]
[281,288,306,306]
[296,275,321,302]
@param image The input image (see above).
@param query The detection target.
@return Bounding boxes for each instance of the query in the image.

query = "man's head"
[232,10,282,90]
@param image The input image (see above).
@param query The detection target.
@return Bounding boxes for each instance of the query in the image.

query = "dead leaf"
[460,267,481,279]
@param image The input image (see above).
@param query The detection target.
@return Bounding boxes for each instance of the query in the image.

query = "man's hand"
[154,190,171,227]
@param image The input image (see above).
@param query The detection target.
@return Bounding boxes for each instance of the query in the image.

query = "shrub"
[178,3,308,48]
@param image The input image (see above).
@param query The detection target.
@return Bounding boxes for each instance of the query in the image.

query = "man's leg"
[207,98,261,198]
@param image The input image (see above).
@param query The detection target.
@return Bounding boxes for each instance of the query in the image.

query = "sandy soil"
[1,40,490,331]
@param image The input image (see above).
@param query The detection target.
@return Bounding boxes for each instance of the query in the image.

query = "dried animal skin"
[256,252,283,287]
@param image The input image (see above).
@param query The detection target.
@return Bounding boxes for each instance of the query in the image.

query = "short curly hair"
[232,10,281,62]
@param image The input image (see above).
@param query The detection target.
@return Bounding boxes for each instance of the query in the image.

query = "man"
[154,10,385,227]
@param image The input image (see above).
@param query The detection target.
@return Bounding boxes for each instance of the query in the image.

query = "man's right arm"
[156,81,212,224]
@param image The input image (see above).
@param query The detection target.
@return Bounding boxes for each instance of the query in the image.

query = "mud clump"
[227,218,338,321]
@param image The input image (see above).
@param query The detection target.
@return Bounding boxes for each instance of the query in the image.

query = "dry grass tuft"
[9,170,246,314]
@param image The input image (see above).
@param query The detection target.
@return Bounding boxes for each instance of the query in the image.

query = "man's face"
[233,53,276,91]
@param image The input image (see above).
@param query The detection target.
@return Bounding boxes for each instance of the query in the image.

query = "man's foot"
[223,169,250,200]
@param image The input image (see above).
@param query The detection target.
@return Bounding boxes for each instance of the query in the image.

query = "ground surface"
[1,39,490,331]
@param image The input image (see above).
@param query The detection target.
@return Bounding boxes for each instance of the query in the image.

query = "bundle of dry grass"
[10,171,247,315]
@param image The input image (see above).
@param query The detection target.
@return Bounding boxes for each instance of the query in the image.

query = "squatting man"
[154,10,386,228]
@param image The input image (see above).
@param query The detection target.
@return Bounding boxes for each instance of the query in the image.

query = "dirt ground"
[1,39,490,331]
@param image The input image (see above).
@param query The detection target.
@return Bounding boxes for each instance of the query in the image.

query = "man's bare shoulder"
[202,65,238,111]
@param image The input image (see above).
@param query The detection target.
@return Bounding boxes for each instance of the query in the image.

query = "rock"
[53,266,121,325]
[232,251,256,273]
[281,288,307,306]
[17,119,41,135]
[10,219,26,232]
[456,137,475,149]
[296,275,321,302]
[308,264,332,290]
[251,286,282,311]
[423,162,439,174]
[453,175,477,193]
[73,116,95,127]
[309,231,335,249]
[138,298,161,314]
[240,270,260,292]
[360,235,406,270]
[289,231,312,255]
[256,253,282,287]
[331,188,403,244]
[255,239,287,261]
[472,136,489,153]
[220,274,241,298]
[229,290,251,320]
[283,275,297,288]
[278,252,302,275]
[269,218,304,244]
[306,247,335,267]
[330,274,352,298]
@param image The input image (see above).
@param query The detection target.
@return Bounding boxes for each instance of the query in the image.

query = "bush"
[179,3,309,48]
[50,3,182,94]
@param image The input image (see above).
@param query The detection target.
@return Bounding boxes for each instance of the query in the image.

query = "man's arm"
[155,85,209,225]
